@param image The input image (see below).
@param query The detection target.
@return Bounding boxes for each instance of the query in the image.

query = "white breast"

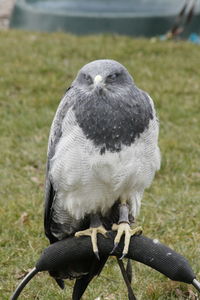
[50,108,160,220]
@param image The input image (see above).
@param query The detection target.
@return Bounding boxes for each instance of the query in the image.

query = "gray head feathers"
[72,59,153,153]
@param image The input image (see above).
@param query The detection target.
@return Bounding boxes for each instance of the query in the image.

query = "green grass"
[0,30,200,299]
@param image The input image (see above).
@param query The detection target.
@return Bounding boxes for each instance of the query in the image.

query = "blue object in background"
[188,33,200,44]
[10,0,200,37]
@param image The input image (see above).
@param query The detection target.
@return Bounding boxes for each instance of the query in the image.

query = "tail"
[72,256,108,300]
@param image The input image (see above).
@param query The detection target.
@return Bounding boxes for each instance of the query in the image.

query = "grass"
[0,29,200,299]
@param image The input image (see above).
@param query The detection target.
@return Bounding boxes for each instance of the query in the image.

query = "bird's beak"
[94,75,104,94]
[94,75,103,85]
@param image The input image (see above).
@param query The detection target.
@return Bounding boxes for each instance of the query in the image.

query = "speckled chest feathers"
[73,85,153,154]
[45,59,161,243]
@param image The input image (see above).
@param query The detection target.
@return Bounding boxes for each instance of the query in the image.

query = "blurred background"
[0,1,200,299]
[0,0,200,39]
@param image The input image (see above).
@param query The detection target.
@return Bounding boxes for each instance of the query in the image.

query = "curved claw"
[75,226,107,258]
[94,251,100,260]
[112,223,143,258]
[110,242,119,254]
[120,253,126,260]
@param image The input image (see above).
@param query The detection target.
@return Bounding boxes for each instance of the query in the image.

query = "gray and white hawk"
[44,59,160,297]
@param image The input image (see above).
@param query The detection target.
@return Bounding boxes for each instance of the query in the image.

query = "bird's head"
[73,59,134,96]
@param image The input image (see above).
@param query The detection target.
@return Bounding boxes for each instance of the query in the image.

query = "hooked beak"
[94,75,104,94]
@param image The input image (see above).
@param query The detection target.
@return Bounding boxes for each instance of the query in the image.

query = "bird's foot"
[111,223,142,259]
[75,226,107,260]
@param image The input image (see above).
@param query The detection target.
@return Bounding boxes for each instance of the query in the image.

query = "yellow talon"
[112,223,142,258]
[75,226,107,259]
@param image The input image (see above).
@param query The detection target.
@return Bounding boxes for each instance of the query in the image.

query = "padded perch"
[11,232,200,299]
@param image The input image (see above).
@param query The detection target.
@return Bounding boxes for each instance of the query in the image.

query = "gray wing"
[44,89,109,289]
[44,87,74,243]
[47,87,72,163]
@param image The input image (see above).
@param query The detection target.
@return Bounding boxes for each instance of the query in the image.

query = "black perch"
[11,232,200,299]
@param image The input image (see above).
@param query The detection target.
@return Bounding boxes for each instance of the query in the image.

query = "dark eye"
[83,74,93,85]
[106,73,120,82]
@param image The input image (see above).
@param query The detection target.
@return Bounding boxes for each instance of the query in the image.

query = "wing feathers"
[44,87,73,243]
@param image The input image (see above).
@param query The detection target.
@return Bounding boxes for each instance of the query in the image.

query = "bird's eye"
[83,74,93,85]
[106,73,120,82]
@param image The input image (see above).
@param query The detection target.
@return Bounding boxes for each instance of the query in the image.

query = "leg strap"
[117,258,137,300]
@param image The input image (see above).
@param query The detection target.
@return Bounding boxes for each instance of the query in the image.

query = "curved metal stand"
[11,232,200,299]
[10,268,38,300]
[192,279,200,293]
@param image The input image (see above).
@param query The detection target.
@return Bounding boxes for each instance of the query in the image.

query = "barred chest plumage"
[50,106,160,222]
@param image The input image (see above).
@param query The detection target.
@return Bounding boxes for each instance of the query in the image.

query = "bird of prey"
[44,59,160,298]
